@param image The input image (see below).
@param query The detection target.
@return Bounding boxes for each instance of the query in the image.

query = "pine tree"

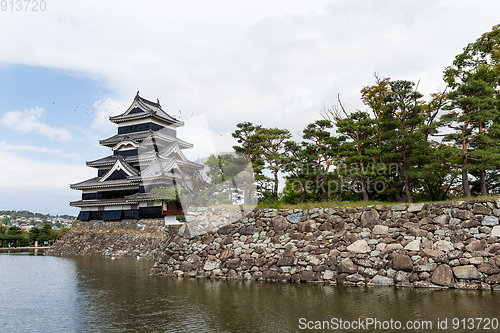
[232,122,262,204]
[439,79,498,197]
[301,120,338,202]
[380,80,426,203]
[253,127,292,202]
[335,111,379,201]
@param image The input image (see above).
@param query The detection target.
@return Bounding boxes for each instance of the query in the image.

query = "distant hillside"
[0,210,76,222]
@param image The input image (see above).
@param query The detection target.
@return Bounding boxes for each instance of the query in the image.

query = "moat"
[1,251,499,332]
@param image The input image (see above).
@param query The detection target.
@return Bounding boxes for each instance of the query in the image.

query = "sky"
[0,0,499,215]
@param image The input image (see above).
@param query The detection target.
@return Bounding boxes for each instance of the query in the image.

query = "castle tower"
[70,92,202,221]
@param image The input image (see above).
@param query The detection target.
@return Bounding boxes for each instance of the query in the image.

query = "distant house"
[20,224,32,232]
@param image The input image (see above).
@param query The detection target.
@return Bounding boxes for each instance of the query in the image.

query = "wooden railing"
[162,208,183,216]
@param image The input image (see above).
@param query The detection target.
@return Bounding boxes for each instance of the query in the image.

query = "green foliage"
[444,23,500,90]
[335,111,380,201]
[300,120,338,202]
[151,187,179,202]
[28,227,40,243]
[253,127,292,202]
[227,26,500,205]
[379,80,427,203]
[439,79,499,197]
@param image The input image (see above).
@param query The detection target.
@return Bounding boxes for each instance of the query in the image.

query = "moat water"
[1,250,499,332]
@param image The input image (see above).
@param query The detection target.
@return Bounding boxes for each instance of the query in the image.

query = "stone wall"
[150,199,500,290]
[46,218,165,259]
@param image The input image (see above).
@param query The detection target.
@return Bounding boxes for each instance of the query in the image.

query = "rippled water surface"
[1,251,499,332]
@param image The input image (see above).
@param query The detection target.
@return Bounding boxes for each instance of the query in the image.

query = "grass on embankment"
[203,194,500,211]
[253,194,500,210]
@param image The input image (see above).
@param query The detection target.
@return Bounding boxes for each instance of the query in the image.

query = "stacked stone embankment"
[46,218,164,259]
[150,199,500,290]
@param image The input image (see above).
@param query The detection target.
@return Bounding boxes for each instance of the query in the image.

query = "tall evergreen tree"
[253,127,292,202]
[439,80,498,197]
[380,80,426,203]
[232,122,262,204]
[301,120,338,202]
[283,140,310,203]
[335,111,379,201]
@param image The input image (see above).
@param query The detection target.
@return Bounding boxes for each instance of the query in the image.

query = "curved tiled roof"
[109,93,183,126]
[99,130,193,149]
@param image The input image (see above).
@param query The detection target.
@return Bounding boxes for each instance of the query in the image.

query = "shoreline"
[0,246,50,250]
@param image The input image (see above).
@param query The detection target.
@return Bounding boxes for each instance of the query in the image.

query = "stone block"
[422,248,445,258]
[373,225,389,235]
[492,226,500,237]
[391,254,413,271]
[431,264,454,286]
[465,239,487,252]
[433,240,454,252]
[473,203,491,215]
[219,248,233,260]
[239,226,256,235]
[346,273,365,282]
[272,216,289,234]
[404,238,421,251]
[367,275,394,286]
[453,265,482,279]
[478,264,500,275]
[391,204,408,211]
[286,212,302,224]
[226,258,241,269]
[203,260,220,271]
[361,210,380,227]
[451,210,474,220]
[432,214,450,224]
[323,270,335,280]
[298,220,317,233]
[338,258,358,274]
[482,216,499,226]
[347,239,371,253]
[408,203,424,212]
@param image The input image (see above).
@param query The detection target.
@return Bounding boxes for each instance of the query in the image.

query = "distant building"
[70,92,203,221]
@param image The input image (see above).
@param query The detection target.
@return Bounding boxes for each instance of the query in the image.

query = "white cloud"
[1,0,500,214]
[91,98,128,133]
[1,107,72,141]
[0,144,93,189]
[2,0,498,139]
[177,115,218,161]
[0,141,80,160]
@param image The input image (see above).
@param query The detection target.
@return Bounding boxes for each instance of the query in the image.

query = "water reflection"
[71,257,500,332]
[1,253,500,332]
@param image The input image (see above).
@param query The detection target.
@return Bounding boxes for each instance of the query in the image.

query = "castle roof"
[88,142,203,169]
[109,92,183,126]
[99,130,193,149]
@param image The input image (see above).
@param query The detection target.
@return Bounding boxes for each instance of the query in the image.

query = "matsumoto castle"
[70,92,203,221]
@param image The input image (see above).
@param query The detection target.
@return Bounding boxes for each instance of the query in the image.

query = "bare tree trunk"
[360,179,369,201]
[404,175,412,203]
[320,179,328,202]
[298,182,306,203]
[480,169,487,196]
[402,150,413,203]
[462,167,471,198]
